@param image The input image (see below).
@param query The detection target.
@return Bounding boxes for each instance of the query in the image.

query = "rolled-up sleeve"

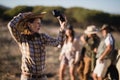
[7,13,23,42]
[42,30,65,47]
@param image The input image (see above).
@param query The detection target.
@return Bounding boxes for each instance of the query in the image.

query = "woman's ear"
[26,22,32,31]
[27,22,31,27]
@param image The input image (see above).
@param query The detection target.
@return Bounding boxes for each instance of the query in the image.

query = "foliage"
[3,6,33,20]
[0,5,120,31]
[0,5,9,20]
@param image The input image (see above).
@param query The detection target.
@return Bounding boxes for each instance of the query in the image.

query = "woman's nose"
[39,23,42,27]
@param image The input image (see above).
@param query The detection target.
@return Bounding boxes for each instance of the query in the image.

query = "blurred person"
[79,25,100,80]
[92,24,116,80]
[75,46,85,80]
[59,25,81,80]
[7,12,67,80]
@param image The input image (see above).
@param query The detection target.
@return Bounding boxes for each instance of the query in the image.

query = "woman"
[7,12,66,80]
[59,25,80,80]
[79,25,100,80]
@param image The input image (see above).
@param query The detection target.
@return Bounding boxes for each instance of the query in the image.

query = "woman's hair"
[65,25,75,43]
[17,18,40,35]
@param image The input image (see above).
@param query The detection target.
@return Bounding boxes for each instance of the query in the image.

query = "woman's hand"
[59,54,64,61]
[59,55,62,61]
[98,56,104,63]
[57,15,67,31]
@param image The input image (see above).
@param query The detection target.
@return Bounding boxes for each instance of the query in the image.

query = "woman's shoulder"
[73,36,80,44]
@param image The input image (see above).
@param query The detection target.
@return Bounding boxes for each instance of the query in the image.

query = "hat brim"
[84,30,97,34]
[100,27,108,32]
[25,12,47,19]
[100,28,105,31]
[100,24,109,31]
[18,12,46,25]
[17,12,46,30]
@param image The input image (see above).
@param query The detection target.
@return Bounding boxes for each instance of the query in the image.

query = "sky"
[0,0,120,14]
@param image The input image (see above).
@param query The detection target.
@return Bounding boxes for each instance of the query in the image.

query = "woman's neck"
[67,36,73,42]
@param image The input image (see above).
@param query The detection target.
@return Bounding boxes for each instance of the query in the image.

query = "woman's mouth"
[37,28,40,30]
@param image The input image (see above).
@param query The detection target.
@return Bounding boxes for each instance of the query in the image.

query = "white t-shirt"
[105,33,113,46]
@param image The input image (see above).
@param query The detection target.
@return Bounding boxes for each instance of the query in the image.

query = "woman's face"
[65,29,71,36]
[101,29,106,37]
[29,18,41,33]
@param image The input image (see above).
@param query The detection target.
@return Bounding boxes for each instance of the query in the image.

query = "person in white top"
[59,25,81,80]
[92,24,115,80]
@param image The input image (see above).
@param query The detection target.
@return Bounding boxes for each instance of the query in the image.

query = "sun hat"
[24,11,47,20]
[16,12,46,33]
[18,11,47,24]
[22,12,46,21]
[84,25,98,34]
[100,24,109,31]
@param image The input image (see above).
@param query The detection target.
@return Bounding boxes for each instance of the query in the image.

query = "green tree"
[4,6,33,20]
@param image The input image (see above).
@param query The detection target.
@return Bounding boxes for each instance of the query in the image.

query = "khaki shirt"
[83,34,100,57]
